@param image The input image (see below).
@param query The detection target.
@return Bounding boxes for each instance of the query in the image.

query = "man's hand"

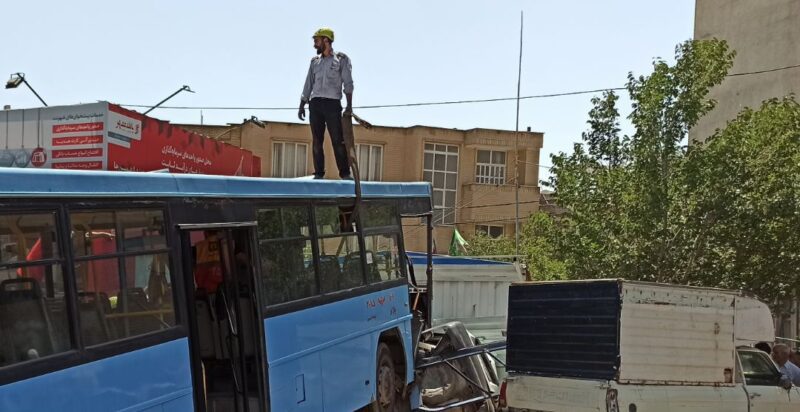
[344,93,353,116]
[298,103,306,121]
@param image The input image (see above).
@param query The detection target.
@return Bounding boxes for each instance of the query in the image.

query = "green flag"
[449,228,469,256]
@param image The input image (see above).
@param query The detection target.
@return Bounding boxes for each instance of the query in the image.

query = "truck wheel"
[371,343,404,412]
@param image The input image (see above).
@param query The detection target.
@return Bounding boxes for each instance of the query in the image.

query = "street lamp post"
[144,85,194,115]
[5,73,48,107]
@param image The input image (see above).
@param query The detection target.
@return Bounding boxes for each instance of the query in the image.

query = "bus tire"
[371,342,404,412]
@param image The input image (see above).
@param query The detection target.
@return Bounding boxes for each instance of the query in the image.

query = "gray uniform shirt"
[301,51,353,102]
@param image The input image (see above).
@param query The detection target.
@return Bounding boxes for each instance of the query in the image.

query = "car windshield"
[738,350,780,386]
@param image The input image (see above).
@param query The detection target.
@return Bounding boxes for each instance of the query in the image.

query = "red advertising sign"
[52,123,104,134]
[52,135,104,146]
[0,102,259,176]
[107,104,258,176]
[52,161,103,170]
[53,148,103,159]
[31,148,47,168]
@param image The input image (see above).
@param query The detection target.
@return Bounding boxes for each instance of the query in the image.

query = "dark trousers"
[309,98,350,178]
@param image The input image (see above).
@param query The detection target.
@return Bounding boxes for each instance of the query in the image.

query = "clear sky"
[2,0,695,179]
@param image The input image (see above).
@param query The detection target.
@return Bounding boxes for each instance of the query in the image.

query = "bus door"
[179,224,268,412]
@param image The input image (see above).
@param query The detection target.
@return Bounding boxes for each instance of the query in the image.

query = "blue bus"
[0,168,433,411]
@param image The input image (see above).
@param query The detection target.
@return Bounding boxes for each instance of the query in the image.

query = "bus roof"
[0,168,432,199]
[407,252,512,266]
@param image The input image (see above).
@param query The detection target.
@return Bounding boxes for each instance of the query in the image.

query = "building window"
[475,150,506,185]
[272,142,308,178]
[423,143,459,225]
[476,224,504,239]
[356,144,383,181]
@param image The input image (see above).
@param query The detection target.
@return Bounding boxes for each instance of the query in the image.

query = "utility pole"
[514,11,524,257]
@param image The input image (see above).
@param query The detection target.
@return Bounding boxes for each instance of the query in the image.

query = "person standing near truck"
[772,343,800,386]
[298,27,354,180]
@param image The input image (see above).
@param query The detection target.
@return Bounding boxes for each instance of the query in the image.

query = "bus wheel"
[372,343,401,412]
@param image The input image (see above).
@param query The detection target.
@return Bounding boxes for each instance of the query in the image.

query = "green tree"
[546,38,800,305]
[518,212,567,280]
[680,97,800,303]
[465,213,566,280]
[466,231,515,257]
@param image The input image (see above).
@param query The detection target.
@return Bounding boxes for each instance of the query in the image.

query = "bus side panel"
[139,394,195,412]
[321,333,372,409]
[265,284,412,411]
[0,338,193,412]
[402,320,414,383]
[264,352,324,411]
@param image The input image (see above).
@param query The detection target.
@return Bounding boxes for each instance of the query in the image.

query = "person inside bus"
[146,254,171,307]
[193,231,223,294]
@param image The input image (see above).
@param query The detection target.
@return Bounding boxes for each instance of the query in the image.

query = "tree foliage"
[540,39,800,305]
[463,39,800,305]
[466,213,566,280]
[680,97,800,303]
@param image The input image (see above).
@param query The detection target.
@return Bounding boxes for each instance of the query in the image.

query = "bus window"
[0,213,59,282]
[71,211,115,257]
[70,210,175,345]
[119,210,167,252]
[316,205,356,235]
[316,205,363,293]
[362,203,399,229]
[318,234,362,293]
[257,207,315,305]
[0,212,71,367]
[363,233,404,283]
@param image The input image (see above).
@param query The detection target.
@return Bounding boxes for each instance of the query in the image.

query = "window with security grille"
[423,143,459,225]
[475,150,506,185]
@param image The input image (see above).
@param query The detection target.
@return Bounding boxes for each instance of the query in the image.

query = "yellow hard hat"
[313,27,334,42]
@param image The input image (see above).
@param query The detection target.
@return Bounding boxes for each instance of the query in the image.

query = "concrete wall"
[181,121,543,254]
[692,0,800,142]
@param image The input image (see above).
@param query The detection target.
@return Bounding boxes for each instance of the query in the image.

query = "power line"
[116,63,800,113]
[458,199,539,210]
[118,87,626,112]
[455,217,520,225]
[403,217,522,226]
[727,63,800,77]
[403,176,543,239]
[441,176,523,221]
[519,161,554,169]
[403,176,523,238]
[448,216,539,226]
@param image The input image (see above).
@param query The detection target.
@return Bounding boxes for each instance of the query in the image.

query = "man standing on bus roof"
[298,27,354,180]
